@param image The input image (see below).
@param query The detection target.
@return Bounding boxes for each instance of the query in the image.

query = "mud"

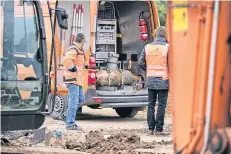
[56,129,172,154]
[2,129,172,154]
[84,131,140,154]
[1,107,173,154]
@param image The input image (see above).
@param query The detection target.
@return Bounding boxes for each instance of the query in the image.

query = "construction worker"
[138,26,170,135]
[63,33,86,130]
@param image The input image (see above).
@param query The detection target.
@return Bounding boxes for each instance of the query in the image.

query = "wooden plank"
[1,146,90,154]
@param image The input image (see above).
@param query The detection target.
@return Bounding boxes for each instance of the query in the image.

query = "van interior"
[95,1,155,91]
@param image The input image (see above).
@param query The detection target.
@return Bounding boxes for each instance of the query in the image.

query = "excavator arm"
[168,1,231,153]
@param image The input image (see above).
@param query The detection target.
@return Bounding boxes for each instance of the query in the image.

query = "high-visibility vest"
[63,45,85,87]
[145,44,169,80]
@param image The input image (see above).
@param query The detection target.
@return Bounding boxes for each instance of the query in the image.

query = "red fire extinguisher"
[139,12,149,41]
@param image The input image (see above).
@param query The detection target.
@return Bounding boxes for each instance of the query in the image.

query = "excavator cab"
[0,0,67,131]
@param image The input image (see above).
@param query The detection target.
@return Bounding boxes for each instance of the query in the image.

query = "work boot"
[155,130,170,136]
[66,124,81,131]
[148,129,154,135]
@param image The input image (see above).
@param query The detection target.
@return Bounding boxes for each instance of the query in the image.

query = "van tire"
[115,107,139,118]
[47,94,67,120]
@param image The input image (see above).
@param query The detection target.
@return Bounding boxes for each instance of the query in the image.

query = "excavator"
[0,0,231,153]
[0,0,68,131]
[167,1,231,153]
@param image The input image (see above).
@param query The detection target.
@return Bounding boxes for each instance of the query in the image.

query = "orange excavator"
[0,0,68,131]
[167,1,231,153]
[0,0,231,153]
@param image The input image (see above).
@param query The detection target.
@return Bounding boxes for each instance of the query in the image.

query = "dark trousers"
[147,89,168,131]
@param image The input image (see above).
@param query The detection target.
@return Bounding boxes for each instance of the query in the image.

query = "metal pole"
[80,4,84,33]
[76,4,80,35]
[71,3,76,44]
[23,2,28,57]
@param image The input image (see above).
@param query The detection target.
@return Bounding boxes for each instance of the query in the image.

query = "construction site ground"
[1,107,173,154]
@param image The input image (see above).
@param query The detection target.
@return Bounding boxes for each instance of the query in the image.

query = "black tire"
[76,107,82,114]
[115,107,139,118]
[47,93,67,120]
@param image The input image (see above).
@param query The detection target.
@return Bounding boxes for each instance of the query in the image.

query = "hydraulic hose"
[200,1,220,153]
[47,0,58,115]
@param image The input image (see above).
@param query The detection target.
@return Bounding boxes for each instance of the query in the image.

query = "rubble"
[1,108,173,154]
[2,128,173,154]
[83,131,141,154]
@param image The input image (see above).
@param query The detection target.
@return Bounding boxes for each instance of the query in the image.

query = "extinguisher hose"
[139,11,150,20]
[139,11,145,20]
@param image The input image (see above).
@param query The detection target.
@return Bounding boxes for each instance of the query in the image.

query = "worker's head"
[155,26,166,38]
[74,33,86,48]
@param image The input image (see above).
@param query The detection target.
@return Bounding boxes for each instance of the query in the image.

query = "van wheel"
[47,94,67,120]
[115,107,139,118]
[76,107,82,114]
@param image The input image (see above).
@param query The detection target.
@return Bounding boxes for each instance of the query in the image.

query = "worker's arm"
[63,49,77,72]
[138,47,146,71]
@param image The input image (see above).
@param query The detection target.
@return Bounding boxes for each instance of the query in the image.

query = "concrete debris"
[1,130,33,141]
[31,127,46,145]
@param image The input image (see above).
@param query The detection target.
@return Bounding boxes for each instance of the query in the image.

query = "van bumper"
[94,95,148,108]
[85,88,149,108]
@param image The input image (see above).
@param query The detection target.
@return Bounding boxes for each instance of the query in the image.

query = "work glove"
[68,66,77,72]
[85,66,100,69]
[137,79,143,90]
[85,65,89,69]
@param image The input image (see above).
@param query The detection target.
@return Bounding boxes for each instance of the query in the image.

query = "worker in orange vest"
[63,33,86,130]
[138,26,170,135]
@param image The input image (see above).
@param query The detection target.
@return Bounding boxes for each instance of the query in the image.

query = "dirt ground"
[2,107,173,154]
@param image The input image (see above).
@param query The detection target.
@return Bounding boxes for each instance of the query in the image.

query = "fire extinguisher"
[139,12,149,41]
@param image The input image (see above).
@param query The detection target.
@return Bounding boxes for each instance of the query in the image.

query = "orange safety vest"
[63,45,85,87]
[145,44,169,80]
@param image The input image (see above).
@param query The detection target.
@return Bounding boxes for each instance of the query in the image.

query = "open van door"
[0,0,48,131]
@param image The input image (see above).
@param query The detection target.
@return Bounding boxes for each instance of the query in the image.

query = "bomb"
[96,70,135,87]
